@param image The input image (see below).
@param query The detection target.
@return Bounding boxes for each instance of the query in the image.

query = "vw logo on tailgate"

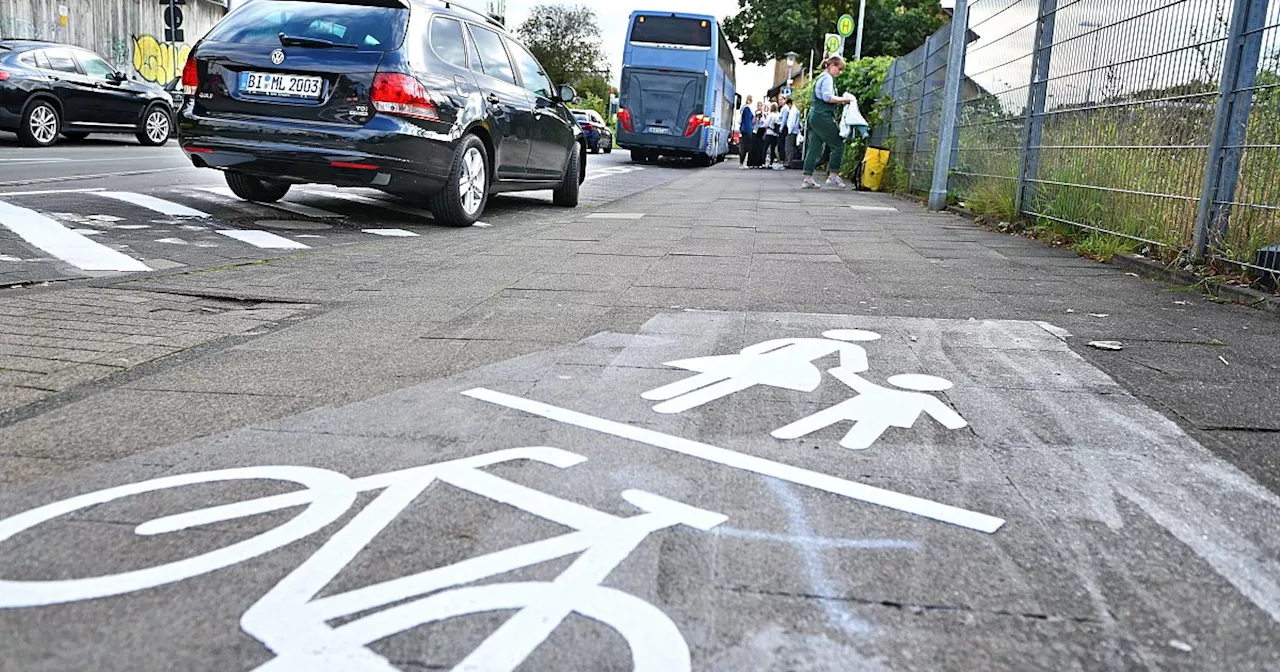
[270,49,286,65]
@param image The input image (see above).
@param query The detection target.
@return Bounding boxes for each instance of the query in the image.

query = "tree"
[723,0,949,66]
[517,4,607,90]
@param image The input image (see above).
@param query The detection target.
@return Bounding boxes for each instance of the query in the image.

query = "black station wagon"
[178,0,585,226]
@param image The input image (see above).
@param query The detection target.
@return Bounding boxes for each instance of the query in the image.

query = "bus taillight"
[684,114,707,137]
[618,108,633,132]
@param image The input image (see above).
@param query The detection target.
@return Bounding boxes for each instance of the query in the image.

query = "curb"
[939,202,1280,316]
[1110,254,1280,316]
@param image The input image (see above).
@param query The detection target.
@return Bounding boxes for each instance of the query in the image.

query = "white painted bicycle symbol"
[0,447,726,672]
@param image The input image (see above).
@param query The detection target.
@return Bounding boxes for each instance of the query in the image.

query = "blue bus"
[617,11,736,166]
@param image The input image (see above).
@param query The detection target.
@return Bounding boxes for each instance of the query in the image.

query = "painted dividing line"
[197,187,344,219]
[463,388,1006,534]
[586,213,645,220]
[848,205,898,212]
[0,201,150,272]
[95,192,210,218]
[216,230,310,250]
[363,228,420,237]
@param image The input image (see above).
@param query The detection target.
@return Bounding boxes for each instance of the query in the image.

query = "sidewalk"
[1,163,1278,669]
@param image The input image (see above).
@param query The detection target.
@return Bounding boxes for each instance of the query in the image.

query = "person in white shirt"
[762,103,781,168]
[779,97,801,169]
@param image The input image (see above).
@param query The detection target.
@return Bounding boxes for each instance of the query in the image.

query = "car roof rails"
[431,0,505,30]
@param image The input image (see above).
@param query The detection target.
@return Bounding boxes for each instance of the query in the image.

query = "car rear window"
[205,1,408,52]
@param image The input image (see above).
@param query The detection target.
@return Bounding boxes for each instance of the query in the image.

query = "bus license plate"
[239,72,323,99]
[646,126,672,135]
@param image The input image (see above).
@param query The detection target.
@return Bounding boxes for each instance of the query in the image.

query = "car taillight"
[371,73,440,121]
[617,108,632,132]
[0,70,10,81]
[582,122,595,131]
[181,57,198,94]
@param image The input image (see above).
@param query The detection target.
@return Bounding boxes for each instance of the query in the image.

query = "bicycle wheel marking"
[0,447,724,672]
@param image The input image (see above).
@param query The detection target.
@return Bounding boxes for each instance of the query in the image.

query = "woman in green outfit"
[802,55,858,189]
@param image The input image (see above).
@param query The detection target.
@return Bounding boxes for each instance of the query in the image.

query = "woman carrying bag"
[802,55,858,189]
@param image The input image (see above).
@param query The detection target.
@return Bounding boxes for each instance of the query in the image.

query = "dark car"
[0,39,174,147]
[178,0,586,227]
[571,108,612,154]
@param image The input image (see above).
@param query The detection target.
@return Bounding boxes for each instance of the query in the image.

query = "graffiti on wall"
[102,37,130,70]
[132,34,191,84]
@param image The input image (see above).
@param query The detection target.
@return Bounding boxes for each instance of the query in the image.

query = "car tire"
[225,171,291,202]
[553,144,582,208]
[62,132,90,141]
[604,143,612,154]
[18,99,60,147]
[136,105,172,146]
[630,149,649,164]
[429,134,488,227]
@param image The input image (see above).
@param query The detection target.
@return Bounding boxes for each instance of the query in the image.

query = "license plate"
[239,71,323,99]
[646,126,671,135]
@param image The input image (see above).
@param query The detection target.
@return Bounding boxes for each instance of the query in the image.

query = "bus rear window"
[630,16,712,48]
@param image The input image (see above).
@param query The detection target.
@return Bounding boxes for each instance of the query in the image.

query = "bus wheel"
[696,154,714,168]
[630,149,650,164]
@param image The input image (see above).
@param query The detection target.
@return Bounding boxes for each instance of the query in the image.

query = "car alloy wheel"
[459,145,486,216]
[145,109,170,144]
[28,104,58,145]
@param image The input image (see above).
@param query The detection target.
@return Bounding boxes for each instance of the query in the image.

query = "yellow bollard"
[861,147,890,191]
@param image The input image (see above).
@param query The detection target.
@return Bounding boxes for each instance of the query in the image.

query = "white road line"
[308,190,434,221]
[0,201,150,272]
[197,187,345,219]
[362,228,420,237]
[463,388,1006,534]
[0,188,107,197]
[216,230,311,249]
[849,205,898,212]
[587,213,645,220]
[95,192,211,218]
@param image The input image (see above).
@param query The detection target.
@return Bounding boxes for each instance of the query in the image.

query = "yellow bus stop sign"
[837,14,855,38]
[824,33,842,55]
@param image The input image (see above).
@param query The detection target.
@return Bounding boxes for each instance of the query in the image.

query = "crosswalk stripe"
[196,187,345,219]
[95,191,211,218]
[0,201,150,272]
[306,189,434,221]
[363,228,420,237]
[216,229,310,249]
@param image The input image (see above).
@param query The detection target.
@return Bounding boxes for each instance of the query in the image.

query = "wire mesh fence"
[877,0,1280,276]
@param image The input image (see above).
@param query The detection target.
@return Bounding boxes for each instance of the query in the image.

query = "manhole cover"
[253,219,333,231]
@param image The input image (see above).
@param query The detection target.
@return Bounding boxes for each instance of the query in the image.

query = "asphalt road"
[0,135,681,287]
[1,134,1278,671]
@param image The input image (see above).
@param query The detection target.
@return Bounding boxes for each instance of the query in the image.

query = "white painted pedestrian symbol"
[773,368,967,449]
[641,329,882,414]
[0,447,725,672]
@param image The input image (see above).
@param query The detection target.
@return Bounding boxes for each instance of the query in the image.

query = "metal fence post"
[909,34,937,191]
[1014,0,1057,216]
[929,0,970,210]
[1193,0,1267,259]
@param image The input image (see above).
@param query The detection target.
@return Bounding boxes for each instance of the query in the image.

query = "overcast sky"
[496,0,782,99]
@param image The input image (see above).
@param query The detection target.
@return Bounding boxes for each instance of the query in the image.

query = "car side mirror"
[557,84,576,103]
[110,71,126,83]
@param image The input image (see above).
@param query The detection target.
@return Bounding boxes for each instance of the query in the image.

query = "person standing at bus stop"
[738,95,755,169]
[802,55,857,189]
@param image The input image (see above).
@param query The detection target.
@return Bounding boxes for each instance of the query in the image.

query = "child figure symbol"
[772,366,968,450]
[641,330,882,414]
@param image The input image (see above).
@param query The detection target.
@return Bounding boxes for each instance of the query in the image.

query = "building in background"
[1,0,229,85]
[766,57,810,101]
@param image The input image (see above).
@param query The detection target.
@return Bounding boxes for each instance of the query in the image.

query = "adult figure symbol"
[642,329,882,414]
